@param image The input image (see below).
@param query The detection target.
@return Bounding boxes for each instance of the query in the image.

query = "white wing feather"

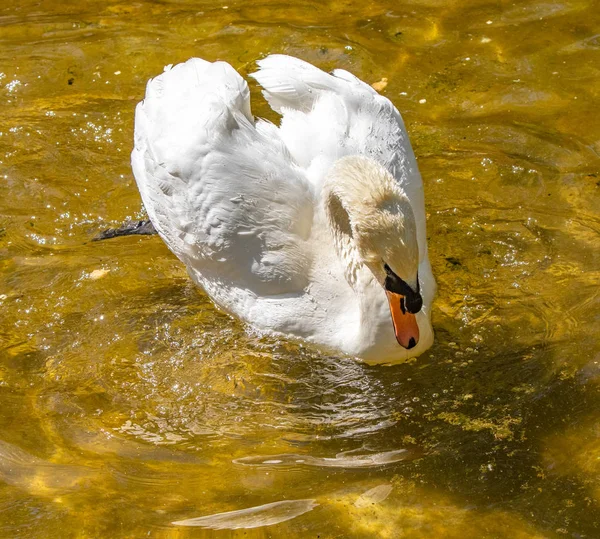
[251,55,427,263]
[132,58,314,295]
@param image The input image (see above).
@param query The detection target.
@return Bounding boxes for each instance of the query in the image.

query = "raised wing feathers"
[251,54,421,188]
[132,58,313,295]
[251,55,427,262]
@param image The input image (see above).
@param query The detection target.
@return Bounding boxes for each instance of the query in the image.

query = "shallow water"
[1,0,599,537]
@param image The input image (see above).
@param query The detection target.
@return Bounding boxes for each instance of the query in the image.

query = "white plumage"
[132,55,435,364]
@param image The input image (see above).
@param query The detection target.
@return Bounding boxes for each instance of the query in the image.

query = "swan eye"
[383,263,423,314]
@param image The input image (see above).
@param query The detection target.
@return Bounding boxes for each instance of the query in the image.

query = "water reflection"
[172,499,319,529]
[234,449,416,469]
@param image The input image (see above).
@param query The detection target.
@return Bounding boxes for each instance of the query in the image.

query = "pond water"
[1,0,599,537]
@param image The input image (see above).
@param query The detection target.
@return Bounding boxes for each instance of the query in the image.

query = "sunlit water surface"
[1,0,599,537]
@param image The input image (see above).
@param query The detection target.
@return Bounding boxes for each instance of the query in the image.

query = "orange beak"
[386,290,420,349]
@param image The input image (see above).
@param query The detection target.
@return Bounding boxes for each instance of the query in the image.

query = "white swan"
[131,55,435,364]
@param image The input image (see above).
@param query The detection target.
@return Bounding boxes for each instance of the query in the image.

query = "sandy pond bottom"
[0,0,599,537]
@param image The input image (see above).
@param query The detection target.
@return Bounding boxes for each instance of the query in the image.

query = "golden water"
[1,0,599,536]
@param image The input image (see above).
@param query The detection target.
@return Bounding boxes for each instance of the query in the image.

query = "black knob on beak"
[383,264,423,315]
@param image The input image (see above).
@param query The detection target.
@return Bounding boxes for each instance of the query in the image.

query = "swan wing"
[251,54,427,262]
[132,58,313,295]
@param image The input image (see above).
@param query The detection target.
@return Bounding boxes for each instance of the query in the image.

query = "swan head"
[324,156,423,350]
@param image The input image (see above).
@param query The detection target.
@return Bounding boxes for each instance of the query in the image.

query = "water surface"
[1,0,599,537]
